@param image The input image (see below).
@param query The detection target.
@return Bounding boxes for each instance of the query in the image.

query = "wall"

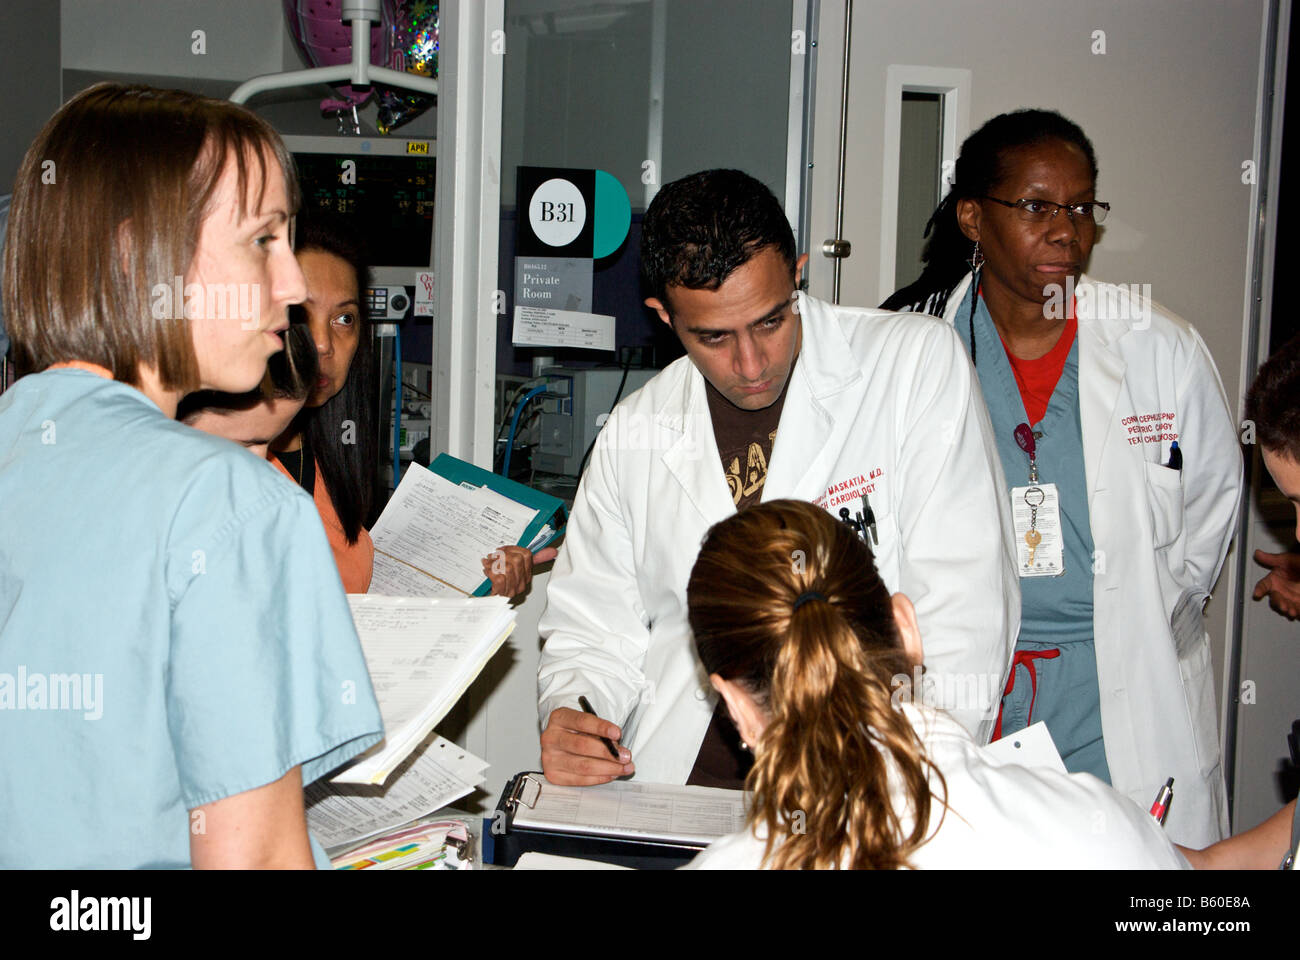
[1,1,62,192]
[58,0,438,139]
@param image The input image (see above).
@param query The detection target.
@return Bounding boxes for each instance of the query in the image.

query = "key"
[1025,528,1041,566]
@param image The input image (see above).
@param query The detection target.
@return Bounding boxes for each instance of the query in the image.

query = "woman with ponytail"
[684,499,1187,869]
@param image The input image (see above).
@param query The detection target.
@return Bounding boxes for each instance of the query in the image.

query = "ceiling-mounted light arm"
[230,0,438,105]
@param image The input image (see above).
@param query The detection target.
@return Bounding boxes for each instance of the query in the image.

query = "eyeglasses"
[981,196,1110,225]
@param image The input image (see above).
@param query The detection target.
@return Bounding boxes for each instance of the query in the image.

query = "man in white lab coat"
[537,169,1018,787]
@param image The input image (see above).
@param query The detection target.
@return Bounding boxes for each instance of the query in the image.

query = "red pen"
[1149,777,1174,825]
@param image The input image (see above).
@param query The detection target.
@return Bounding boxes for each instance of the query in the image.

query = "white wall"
[61,0,284,81]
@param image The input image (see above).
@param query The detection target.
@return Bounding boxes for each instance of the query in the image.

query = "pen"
[1149,777,1174,825]
[578,695,621,760]
[861,492,878,545]
[1165,441,1182,471]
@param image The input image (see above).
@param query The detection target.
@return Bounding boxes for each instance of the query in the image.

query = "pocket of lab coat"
[1177,633,1220,776]
[1143,460,1185,549]
[823,499,893,558]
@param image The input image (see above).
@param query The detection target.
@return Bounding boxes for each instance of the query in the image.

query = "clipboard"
[482,772,743,870]
[428,454,568,597]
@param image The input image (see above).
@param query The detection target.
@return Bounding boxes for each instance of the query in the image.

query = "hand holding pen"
[539,696,634,786]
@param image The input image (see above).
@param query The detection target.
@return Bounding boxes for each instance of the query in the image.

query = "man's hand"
[483,545,559,598]
[1252,549,1300,619]
[540,706,634,785]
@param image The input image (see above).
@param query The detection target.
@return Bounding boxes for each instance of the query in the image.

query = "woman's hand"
[190,765,315,869]
[482,545,559,598]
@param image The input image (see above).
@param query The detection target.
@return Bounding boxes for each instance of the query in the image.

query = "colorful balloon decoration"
[281,0,438,135]
[376,1,440,134]
[282,0,392,121]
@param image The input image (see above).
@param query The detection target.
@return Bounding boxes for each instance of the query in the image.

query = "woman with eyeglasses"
[885,109,1242,849]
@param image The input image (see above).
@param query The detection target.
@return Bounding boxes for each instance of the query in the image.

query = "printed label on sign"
[1011,482,1064,578]
[528,178,588,248]
[414,271,435,317]
[512,306,615,351]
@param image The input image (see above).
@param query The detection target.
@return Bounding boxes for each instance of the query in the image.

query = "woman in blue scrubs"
[0,83,384,868]
[885,110,1242,847]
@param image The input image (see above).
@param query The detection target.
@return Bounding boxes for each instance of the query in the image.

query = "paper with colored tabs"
[308,734,488,850]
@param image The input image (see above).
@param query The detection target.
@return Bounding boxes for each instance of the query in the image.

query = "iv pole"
[229,0,438,105]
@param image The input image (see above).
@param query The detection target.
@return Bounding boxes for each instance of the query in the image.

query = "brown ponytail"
[687,499,944,869]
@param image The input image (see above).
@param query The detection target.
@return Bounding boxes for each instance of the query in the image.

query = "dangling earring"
[968,240,985,273]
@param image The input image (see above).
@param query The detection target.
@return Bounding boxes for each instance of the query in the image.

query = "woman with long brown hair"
[684,499,1187,869]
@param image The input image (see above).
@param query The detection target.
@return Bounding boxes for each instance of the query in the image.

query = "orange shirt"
[1000,316,1078,427]
[272,456,375,593]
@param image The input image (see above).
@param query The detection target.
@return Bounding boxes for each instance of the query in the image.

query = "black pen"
[578,695,621,760]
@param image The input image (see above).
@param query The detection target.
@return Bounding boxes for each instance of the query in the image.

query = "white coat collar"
[654,291,862,517]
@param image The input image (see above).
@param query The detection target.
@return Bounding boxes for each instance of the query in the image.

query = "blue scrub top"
[956,287,1110,782]
[0,368,384,867]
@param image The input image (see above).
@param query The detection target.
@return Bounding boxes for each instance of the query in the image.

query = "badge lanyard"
[1011,423,1064,577]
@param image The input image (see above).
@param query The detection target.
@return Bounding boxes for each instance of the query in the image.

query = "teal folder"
[426,454,568,597]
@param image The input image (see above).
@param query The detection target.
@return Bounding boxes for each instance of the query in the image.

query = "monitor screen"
[282,136,436,287]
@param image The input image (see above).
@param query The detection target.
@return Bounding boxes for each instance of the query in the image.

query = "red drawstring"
[993,648,1062,742]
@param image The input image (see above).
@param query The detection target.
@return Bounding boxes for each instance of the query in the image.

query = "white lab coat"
[538,292,1019,784]
[941,273,1243,847]
[685,703,1190,869]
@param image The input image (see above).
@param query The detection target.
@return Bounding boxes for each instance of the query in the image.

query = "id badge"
[1011,483,1064,578]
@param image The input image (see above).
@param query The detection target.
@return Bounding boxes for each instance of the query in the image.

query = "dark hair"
[888,109,1099,305]
[1245,333,1300,462]
[176,324,318,422]
[687,499,944,870]
[293,213,379,542]
[640,169,796,313]
[3,82,299,388]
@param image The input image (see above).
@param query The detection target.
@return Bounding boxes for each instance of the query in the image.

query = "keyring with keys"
[1023,486,1045,564]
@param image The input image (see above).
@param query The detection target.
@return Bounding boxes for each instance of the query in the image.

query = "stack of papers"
[332,594,515,785]
[510,778,747,846]
[329,819,474,871]
[369,465,538,597]
[368,454,566,597]
[307,734,489,851]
